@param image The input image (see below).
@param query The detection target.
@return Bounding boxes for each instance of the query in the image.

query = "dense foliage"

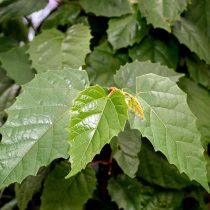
[0,0,210,209]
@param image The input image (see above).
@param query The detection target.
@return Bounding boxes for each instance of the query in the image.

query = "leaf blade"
[67,85,128,177]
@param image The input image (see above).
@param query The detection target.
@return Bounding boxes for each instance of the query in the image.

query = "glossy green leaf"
[111,125,141,178]
[67,85,128,177]
[108,175,183,210]
[107,12,148,50]
[129,74,209,191]
[41,162,96,210]
[138,0,191,31]
[0,0,48,22]
[173,0,210,64]
[114,61,182,92]
[178,78,210,148]
[137,141,191,189]
[186,55,210,89]
[28,24,91,73]
[79,0,132,17]
[129,35,179,69]
[15,168,47,210]
[0,46,34,85]
[0,69,89,188]
[86,42,128,86]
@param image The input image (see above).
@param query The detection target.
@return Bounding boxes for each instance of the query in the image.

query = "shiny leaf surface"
[0,69,89,188]
[67,85,128,177]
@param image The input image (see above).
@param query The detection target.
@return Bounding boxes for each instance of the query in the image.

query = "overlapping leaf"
[114,61,182,92]
[0,46,34,85]
[15,168,47,210]
[41,162,96,210]
[108,175,183,210]
[186,55,210,89]
[138,0,191,31]
[114,62,209,191]
[127,74,209,191]
[179,78,210,147]
[137,141,191,189]
[67,85,128,177]
[86,42,128,86]
[173,0,210,64]
[0,0,48,22]
[0,69,89,188]
[107,11,148,50]
[79,0,132,17]
[111,125,141,178]
[129,35,179,69]
[28,24,91,73]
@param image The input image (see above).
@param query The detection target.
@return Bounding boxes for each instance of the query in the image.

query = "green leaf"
[28,24,91,73]
[138,0,191,31]
[108,175,183,210]
[178,78,210,148]
[15,167,47,210]
[0,69,89,188]
[0,36,17,53]
[128,73,209,191]
[107,12,148,50]
[111,125,141,178]
[0,46,35,85]
[173,0,210,64]
[0,68,19,112]
[42,3,81,30]
[129,35,179,69]
[114,61,182,92]
[137,140,191,189]
[186,55,210,89]
[67,85,128,177]
[41,162,96,210]
[79,0,132,17]
[0,0,48,22]
[86,42,128,86]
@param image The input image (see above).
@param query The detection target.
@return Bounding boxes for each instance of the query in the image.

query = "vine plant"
[0,0,210,209]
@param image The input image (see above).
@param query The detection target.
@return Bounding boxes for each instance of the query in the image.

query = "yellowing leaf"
[108,87,144,119]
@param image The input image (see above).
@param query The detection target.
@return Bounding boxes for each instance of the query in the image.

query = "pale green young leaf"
[79,0,132,17]
[173,0,210,64]
[0,69,89,188]
[129,35,179,69]
[28,24,91,73]
[178,78,210,148]
[114,61,182,92]
[107,12,148,50]
[108,175,183,210]
[129,74,209,191]
[111,125,141,178]
[137,141,191,189]
[0,46,34,85]
[41,162,96,210]
[67,85,128,177]
[138,0,190,31]
[15,168,47,210]
[86,42,128,86]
